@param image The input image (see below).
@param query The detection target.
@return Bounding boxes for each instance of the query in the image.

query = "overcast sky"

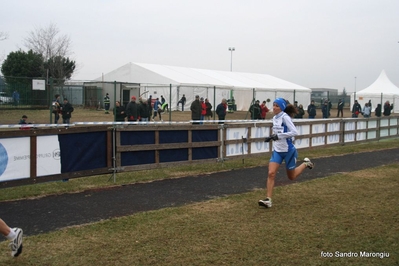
[1,0,399,92]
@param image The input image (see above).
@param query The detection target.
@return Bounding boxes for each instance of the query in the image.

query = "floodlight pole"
[354,77,357,101]
[228,47,235,71]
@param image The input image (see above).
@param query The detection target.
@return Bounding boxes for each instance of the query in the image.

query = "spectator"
[260,101,269,119]
[200,97,206,124]
[190,95,202,124]
[177,94,186,111]
[362,102,371,118]
[322,101,330,118]
[139,99,151,122]
[126,96,139,122]
[12,90,19,106]
[114,101,126,122]
[104,93,110,114]
[249,100,261,119]
[307,100,317,119]
[18,115,28,125]
[152,98,161,121]
[205,98,213,120]
[383,101,393,116]
[61,98,74,124]
[52,94,62,124]
[375,104,382,117]
[336,99,344,117]
[216,98,228,124]
[352,100,362,118]
[295,104,305,118]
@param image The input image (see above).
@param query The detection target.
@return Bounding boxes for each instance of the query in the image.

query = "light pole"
[228,47,235,71]
[354,76,357,101]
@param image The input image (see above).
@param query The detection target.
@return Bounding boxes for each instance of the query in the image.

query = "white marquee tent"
[351,70,399,113]
[97,62,311,111]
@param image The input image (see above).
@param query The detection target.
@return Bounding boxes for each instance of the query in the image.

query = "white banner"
[32,79,45,90]
[0,135,61,182]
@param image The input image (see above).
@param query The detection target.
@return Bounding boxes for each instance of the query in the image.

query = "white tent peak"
[359,69,399,94]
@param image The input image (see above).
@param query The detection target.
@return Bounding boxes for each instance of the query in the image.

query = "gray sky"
[1,0,399,92]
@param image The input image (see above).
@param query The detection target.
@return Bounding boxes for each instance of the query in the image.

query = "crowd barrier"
[0,116,398,188]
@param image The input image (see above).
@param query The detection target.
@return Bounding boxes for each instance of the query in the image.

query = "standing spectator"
[148,95,153,117]
[114,101,126,122]
[61,98,74,124]
[190,95,202,124]
[126,96,139,122]
[139,99,151,122]
[205,98,213,120]
[104,93,110,114]
[362,102,371,118]
[177,94,186,111]
[383,101,393,116]
[260,100,269,119]
[200,97,206,124]
[375,103,382,117]
[336,99,344,117]
[152,98,161,121]
[249,100,261,119]
[322,101,330,118]
[0,218,23,257]
[52,94,62,123]
[307,100,317,119]
[216,98,228,124]
[12,90,19,106]
[295,104,305,118]
[368,99,372,111]
[352,100,362,118]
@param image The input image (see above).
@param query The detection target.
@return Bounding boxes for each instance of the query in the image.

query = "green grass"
[1,165,397,265]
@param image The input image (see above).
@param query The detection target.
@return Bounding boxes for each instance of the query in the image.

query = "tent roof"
[356,70,399,95]
[98,62,310,91]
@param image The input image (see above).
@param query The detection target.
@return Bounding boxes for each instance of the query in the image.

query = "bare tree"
[24,23,75,83]
[0,31,9,41]
[24,23,72,60]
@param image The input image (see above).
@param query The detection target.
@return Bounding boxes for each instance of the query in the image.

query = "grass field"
[0,164,397,265]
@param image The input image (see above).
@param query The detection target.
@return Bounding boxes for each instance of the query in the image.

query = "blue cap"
[274,98,286,111]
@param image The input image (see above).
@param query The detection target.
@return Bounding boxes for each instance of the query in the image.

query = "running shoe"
[9,228,23,257]
[258,197,272,208]
[304,158,314,169]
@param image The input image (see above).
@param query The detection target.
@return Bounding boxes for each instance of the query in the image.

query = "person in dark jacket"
[205,98,212,120]
[375,103,382,117]
[307,100,317,119]
[126,96,139,122]
[216,98,227,124]
[383,101,393,116]
[351,100,362,118]
[190,95,202,124]
[61,98,74,124]
[336,99,344,117]
[321,101,330,119]
[249,100,262,119]
[114,101,126,122]
[139,99,151,122]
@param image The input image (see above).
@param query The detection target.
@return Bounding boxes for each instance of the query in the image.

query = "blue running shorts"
[270,149,298,170]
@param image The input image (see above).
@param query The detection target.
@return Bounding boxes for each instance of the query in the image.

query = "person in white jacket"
[258,98,314,208]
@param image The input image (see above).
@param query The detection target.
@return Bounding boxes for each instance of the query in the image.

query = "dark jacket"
[126,101,139,121]
[61,102,74,119]
[190,99,202,120]
[216,103,227,118]
[383,103,393,116]
[139,102,151,119]
[249,103,261,119]
[307,103,316,117]
[375,104,382,117]
[114,105,126,121]
[205,102,212,116]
